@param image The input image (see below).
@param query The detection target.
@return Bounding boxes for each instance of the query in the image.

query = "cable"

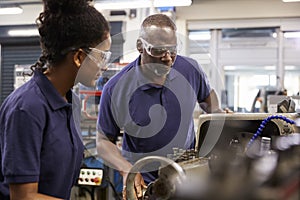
[78,186,95,200]
[105,176,122,200]
[246,115,295,151]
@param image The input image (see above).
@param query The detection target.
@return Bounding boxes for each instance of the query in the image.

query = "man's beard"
[145,63,172,77]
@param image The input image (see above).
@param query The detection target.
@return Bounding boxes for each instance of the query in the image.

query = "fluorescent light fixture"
[94,0,192,10]
[284,32,300,38]
[264,66,275,70]
[189,31,211,40]
[0,6,23,15]
[8,29,39,37]
[153,0,192,7]
[95,0,150,9]
[282,0,300,2]
[285,65,296,70]
[224,66,236,71]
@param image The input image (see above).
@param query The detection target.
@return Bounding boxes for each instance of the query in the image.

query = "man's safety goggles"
[139,38,177,58]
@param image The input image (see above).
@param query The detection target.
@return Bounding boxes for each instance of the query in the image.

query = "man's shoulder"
[175,55,198,66]
[174,55,202,75]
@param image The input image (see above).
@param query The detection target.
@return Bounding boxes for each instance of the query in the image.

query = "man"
[96,14,223,199]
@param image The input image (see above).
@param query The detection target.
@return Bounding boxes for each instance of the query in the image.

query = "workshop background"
[0,0,299,200]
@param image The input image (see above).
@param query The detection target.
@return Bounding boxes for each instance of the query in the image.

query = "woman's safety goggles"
[139,38,177,58]
[85,47,111,70]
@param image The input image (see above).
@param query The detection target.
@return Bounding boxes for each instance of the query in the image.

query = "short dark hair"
[141,14,176,31]
[32,0,110,70]
[139,14,177,40]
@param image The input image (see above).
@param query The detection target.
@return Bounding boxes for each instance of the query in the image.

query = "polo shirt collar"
[33,70,72,110]
[134,56,178,91]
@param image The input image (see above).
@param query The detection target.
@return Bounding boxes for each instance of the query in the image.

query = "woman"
[0,0,111,199]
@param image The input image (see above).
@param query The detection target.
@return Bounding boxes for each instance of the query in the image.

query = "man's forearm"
[96,133,132,176]
[200,89,223,113]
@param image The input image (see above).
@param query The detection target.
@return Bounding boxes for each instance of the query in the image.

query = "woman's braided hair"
[31,0,110,72]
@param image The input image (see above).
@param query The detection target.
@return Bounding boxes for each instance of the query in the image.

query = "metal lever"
[125,156,186,200]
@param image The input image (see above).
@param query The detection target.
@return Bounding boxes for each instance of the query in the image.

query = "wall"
[176,0,300,21]
[1,0,300,26]
[1,0,300,109]
[0,4,42,25]
[0,0,300,59]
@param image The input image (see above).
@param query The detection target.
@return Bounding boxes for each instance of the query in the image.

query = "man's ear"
[136,39,143,53]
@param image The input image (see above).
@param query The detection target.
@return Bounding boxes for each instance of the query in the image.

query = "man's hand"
[134,173,147,199]
[224,107,234,113]
[122,173,147,200]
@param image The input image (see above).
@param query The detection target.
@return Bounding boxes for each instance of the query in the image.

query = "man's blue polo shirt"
[98,55,211,173]
[0,71,84,199]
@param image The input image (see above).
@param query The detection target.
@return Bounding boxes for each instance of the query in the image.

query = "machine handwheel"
[125,156,186,200]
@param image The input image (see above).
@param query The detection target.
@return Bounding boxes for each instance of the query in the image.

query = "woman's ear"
[73,49,85,68]
[136,39,143,53]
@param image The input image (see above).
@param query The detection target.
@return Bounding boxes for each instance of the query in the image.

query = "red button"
[94,177,101,184]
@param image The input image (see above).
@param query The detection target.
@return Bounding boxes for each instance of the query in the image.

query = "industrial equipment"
[126,113,300,200]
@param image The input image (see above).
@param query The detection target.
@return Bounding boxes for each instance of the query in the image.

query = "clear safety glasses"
[139,38,177,58]
[85,47,112,69]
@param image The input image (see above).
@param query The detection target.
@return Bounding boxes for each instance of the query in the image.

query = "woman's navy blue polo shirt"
[98,55,211,176]
[0,70,84,199]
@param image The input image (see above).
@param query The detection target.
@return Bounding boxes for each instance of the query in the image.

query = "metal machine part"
[125,154,210,200]
[196,113,299,157]
[125,156,185,200]
[126,137,299,200]
[125,113,300,200]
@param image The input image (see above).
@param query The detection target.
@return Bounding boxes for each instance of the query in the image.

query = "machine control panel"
[77,168,103,186]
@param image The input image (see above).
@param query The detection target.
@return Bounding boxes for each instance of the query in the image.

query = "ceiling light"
[224,66,237,71]
[282,0,300,2]
[8,29,39,37]
[189,31,211,40]
[0,6,23,15]
[285,65,296,70]
[95,0,150,9]
[284,32,300,38]
[264,66,275,70]
[153,0,192,7]
[94,0,192,10]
